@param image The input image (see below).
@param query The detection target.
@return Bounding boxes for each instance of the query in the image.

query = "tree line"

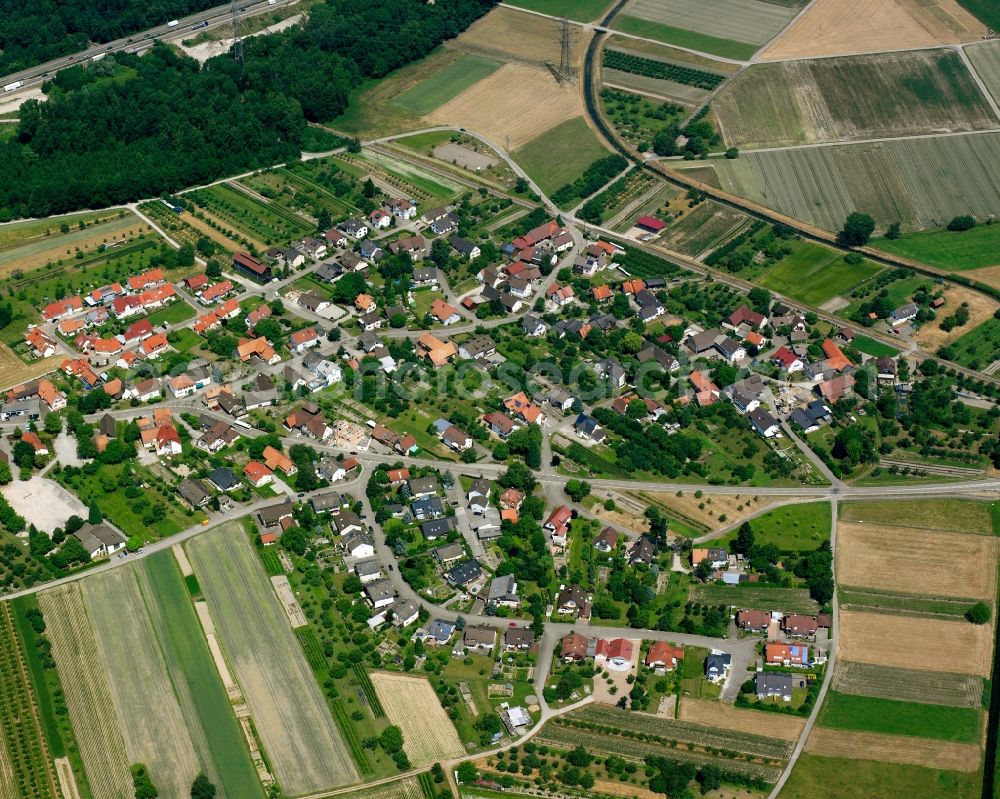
[0,0,495,220]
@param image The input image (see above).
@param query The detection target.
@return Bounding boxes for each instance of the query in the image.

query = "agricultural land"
[762,0,985,61]
[713,50,997,150]
[186,524,358,794]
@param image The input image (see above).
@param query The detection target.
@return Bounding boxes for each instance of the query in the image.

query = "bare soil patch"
[805,727,982,771]
[428,64,582,150]
[679,697,805,741]
[968,263,1000,291]
[839,610,993,676]
[2,476,88,534]
[636,490,780,533]
[761,0,984,61]
[179,211,245,252]
[370,672,465,766]
[914,284,1000,350]
[837,521,997,601]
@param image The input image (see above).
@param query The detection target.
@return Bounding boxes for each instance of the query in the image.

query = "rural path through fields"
[767,497,840,799]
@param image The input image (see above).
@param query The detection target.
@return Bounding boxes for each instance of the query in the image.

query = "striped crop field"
[186,523,358,794]
[677,132,1000,232]
[713,50,997,149]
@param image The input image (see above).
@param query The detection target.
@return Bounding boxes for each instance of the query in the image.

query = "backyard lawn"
[512,117,609,196]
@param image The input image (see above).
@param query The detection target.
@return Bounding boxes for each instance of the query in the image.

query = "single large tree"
[837,212,876,246]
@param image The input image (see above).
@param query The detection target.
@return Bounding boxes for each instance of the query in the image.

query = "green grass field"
[760,243,883,306]
[611,14,759,60]
[957,0,1000,30]
[146,301,195,326]
[851,335,898,357]
[168,327,202,353]
[688,583,819,614]
[141,552,266,799]
[780,754,979,799]
[818,692,982,743]
[726,501,830,552]
[874,223,1000,270]
[504,0,612,21]
[392,54,500,115]
[395,129,459,152]
[512,116,609,196]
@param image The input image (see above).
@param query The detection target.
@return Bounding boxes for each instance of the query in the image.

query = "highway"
[0,0,293,92]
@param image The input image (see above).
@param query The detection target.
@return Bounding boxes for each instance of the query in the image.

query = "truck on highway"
[91,52,106,61]
[166,19,179,27]
[3,81,22,92]
[191,20,208,30]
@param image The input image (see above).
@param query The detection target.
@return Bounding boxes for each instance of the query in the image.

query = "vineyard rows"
[570,705,793,759]
[603,50,725,90]
[539,722,782,782]
[619,249,684,280]
[0,604,59,799]
[352,663,386,718]
[330,698,373,776]
[296,627,327,672]
[39,587,133,799]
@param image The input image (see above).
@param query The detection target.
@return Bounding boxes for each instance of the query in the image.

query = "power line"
[231,0,244,65]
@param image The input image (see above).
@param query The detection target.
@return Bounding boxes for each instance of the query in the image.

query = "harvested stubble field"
[38,586,132,799]
[429,64,583,151]
[83,567,205,799]
[804,728,982,771]
[187,525,358,794]
[839,610,993,675]
[369,672,465,766]
[840,499,996,534]
[913,284,1000,349]
[678,697,806,741]
[714,50,997,150]
[683,132,1000,232]
[0,343,60,392]
[570,705,794,759]
[762,0,984,61]
[451,6,583,69]
[621,0,797,47]
[837,520,997,600]
[832,660,984,708]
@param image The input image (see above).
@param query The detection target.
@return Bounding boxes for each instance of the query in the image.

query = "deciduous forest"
[0,0,495,220]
